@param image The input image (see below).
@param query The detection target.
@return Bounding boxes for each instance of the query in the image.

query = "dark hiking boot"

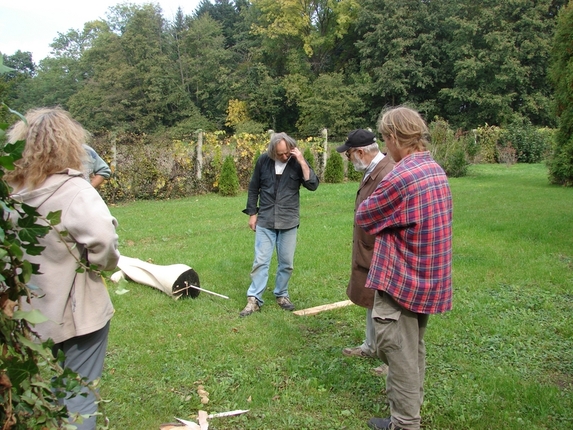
[368,417,404,430]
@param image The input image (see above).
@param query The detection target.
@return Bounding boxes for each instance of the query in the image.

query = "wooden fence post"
[110,132,117,175]
[321,128,328,181]
[196,130,203,180]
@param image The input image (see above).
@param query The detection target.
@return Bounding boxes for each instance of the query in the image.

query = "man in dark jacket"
[240,132,319,317]
[337,129,395,375]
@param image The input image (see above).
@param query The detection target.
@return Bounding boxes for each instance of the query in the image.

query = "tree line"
[0,0,569,139]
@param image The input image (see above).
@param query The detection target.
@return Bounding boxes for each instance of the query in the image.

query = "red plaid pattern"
[356,151,453,314]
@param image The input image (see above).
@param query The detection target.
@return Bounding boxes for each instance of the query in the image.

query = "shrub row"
[92,123,554,203]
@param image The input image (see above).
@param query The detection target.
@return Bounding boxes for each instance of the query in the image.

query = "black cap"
[336,129,377,153]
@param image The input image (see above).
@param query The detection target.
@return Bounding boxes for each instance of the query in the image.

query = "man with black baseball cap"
[337,129,378,152]
[336,129,395,376]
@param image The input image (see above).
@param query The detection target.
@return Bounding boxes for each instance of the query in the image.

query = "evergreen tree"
[219,155,240,196]
[182,14,234,127]
[303,147,315,171]
[548,0,573,186]
[347,160,362,181]
[324,150,344,183]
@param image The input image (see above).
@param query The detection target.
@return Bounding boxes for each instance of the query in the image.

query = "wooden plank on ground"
[293,300,353,316]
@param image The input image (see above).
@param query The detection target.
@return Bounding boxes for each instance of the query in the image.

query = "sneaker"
[239,296,260,317]
[276,296,295,311]
[371,364,389,376]
[367,417,404,430]
[342,346,374,358]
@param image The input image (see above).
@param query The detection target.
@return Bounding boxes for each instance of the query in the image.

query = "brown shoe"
[371,364,389,376]
[276,296,295,311]
[239,296,260,317]
[342,347,373,358]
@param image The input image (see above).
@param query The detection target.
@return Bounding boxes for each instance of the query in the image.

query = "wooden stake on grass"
[293,300,353,316]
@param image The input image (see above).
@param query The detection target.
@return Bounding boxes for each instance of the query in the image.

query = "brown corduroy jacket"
[346,154,395,308]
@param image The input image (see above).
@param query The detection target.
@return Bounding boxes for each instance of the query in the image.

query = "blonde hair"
[378,106,429,153]
[6,107,89,190]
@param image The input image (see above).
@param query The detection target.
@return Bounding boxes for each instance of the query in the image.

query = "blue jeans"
[247,226,298,305]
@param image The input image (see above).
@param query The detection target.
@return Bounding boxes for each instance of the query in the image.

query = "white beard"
[351,154,368,172]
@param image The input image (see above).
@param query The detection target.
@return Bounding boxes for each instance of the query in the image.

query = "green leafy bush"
[235,120,267,135]
[303,147,315,171]
[499,120,549,163]
[324,150,344,183]
[547,126,573,186]
[475,124,502,164]
[429,119,469,177]
[218,155,240,196]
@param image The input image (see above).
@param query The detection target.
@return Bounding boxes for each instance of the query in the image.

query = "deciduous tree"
[251,0,360,75]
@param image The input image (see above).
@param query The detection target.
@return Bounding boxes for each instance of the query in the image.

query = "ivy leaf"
[0,155,15,170]
[12,309,49,324]
[0,198,14,214]
[23,244,46,256]
[20,260,34,283]
[5,358,38,388]
[0,58,16,75]
[17,223,50,245]
[20,202,40,217]
[9,242,23,260]
[114,278,130,295]
[3,139,26,160]
[46,210,62,226]
[16,333,48,355]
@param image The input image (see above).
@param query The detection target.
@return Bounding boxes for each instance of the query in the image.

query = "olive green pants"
[372,291,429,430]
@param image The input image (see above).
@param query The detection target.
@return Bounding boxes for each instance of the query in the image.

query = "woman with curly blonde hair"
[6,107,90,190]
[7,107,119,430]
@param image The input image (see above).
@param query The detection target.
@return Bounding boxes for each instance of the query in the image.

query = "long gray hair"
[267,132,297,160]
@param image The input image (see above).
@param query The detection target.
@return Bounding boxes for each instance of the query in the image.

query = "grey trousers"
[52,321,110,430]
[360,308,377,356]
[372,291,429,430]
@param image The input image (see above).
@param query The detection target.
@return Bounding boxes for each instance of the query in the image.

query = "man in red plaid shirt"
[356,106,453,430]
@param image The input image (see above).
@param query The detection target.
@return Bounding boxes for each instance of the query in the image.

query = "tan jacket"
[12,169,119,343]
[347,155,395,308]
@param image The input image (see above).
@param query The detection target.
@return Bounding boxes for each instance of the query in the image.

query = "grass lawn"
[102,163,573,429]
